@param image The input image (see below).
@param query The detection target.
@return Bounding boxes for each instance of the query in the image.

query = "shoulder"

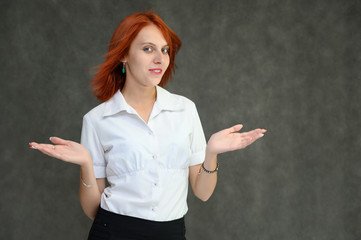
[171,93,196,108]
[83,101,107,123]
[83,90,124,122]
[157,86,197,111]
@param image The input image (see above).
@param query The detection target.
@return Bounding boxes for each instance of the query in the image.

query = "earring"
[122,62,126,74]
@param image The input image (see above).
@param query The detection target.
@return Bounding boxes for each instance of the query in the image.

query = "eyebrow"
[140,42,169,48]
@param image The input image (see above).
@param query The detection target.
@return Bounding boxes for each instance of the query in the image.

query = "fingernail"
[260,134,264,137]
[49,137,52,141]
[30,145,37,149]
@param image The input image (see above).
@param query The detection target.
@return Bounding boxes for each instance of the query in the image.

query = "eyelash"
[143,47,169,54]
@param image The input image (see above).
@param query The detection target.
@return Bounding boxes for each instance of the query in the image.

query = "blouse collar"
[103,86,184,117]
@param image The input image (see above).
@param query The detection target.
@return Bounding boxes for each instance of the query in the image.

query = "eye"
[161,48,170,54]
[143,46,153,53]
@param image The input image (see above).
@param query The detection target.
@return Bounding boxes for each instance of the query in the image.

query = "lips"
[149,68,162,75]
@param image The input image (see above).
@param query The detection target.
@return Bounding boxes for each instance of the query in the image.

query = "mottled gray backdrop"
[1,0,360,239]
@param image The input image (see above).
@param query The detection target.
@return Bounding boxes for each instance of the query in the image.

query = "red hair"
[91,11,182,102]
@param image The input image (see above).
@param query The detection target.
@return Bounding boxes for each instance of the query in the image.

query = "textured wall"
[1,0,360,239]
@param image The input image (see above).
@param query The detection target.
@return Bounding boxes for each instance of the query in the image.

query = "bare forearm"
[79,161,102,219]
[193,148,218,201]
[191,124,267,201]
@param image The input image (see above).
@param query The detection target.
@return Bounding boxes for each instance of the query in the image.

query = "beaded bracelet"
[80,176,94,188]
[199,162,219,174]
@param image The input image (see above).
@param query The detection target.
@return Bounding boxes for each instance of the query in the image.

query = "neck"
[121,82,157,106]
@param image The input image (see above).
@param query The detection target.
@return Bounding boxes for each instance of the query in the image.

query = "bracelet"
[198,162,219,174]
[80,176,94,188]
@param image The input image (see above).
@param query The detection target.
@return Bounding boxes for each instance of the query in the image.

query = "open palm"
[30,137,91,166]
[207,124,266,154]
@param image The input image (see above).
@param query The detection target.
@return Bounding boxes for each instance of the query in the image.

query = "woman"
[30,11,266,239]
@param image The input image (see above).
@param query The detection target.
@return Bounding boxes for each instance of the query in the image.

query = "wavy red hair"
[90,11,182,102]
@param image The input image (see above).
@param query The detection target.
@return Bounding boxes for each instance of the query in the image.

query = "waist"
[94,207,186,238]
[97,207,185,225]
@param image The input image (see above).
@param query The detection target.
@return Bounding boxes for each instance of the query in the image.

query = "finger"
[232,136,254,150]
[29,142,65,160]
[32,143,55,150]
[30,143,56,155]
[252,131,264,139]
[29,142,39,149]
[238,130,257,138]
[228,124,243,133]
[258,129,267,134]
[250,128,262,134]
[247,133,265,145]
[29,142,48,150]
[236,133,265,150]
[49,136,69,145]
[42,148,63,159]
[240,128,264,137]
[256,128,267,134]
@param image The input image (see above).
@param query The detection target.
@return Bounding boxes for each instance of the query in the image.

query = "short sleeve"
[80,115,107,178]
[188,103,207,166]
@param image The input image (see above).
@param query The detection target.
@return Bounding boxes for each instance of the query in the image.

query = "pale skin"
[29,24,267,220]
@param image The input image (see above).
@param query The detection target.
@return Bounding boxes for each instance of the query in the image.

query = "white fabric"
[80,86,206,221]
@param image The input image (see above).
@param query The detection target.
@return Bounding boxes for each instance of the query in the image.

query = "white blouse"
[80,86,206,221]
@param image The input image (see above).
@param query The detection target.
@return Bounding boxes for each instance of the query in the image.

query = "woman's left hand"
[207,124,266,155]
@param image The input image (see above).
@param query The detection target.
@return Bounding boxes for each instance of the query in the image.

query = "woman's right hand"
[29,137,91,167]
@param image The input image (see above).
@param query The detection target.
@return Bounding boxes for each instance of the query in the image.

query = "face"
[124,24,170,88]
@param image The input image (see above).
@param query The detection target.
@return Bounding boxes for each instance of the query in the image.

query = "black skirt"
[88,207,186,240]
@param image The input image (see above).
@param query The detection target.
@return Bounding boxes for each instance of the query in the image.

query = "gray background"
[1,0,360,239]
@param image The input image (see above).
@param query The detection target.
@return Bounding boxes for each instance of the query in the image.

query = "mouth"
[149,68,162,75]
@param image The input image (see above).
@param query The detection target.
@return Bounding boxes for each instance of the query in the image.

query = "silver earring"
[122,62,125,74]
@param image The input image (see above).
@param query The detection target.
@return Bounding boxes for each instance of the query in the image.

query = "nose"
[153,50,163,65]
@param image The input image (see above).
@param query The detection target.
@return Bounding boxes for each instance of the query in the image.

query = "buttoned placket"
[147,118,161,217]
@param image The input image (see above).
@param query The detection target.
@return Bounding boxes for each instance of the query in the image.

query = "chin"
[148,77,162,86]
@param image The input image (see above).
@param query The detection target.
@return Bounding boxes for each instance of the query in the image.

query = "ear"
[120,55,128,63]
